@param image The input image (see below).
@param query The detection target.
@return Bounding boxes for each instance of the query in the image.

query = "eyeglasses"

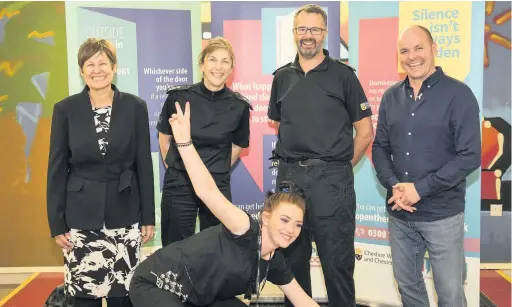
[294,27,325,36]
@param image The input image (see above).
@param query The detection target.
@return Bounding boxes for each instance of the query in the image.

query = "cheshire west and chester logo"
[355,248,364,261]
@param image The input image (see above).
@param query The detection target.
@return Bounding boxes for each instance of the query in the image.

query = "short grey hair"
[294,4,327,28]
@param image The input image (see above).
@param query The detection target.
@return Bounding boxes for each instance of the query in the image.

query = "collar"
[292,48,330,72]
[404,66,444,89]
[82,83,118,93]
[199,79,227,98]
[81,84,119,103]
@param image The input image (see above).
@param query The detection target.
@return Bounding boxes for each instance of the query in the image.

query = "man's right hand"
[388,186,417,213]
[55,232,73,251]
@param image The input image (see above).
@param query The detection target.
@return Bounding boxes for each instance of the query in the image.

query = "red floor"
[0,271,510,306]
[480,270,511,307]
[0,273,63,307]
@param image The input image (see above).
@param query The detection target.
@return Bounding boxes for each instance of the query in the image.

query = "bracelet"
[175,140,192,147]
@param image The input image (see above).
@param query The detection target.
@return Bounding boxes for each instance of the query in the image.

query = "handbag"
[43,284,74,307]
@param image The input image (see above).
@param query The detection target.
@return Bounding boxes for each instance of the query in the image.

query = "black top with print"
[136,213,293,306]
[92,106,112,156]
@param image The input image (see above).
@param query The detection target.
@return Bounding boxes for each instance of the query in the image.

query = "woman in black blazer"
[47,38,155,307]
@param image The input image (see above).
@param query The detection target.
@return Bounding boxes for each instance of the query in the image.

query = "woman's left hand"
[141,225,155,244]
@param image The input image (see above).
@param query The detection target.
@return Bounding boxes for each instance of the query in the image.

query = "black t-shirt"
[268,49,372,161]
[140,213,293,305]
[157,81,251,174]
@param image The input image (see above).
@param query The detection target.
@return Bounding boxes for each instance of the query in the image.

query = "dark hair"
[261,181,306,216]
[77,38,117,71]
[294,4,327,28]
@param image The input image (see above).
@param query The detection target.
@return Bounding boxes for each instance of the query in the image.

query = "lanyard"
[255,233,272,303]
[246,229,273,306]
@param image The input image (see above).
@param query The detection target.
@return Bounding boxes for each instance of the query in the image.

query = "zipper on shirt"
[291,65,308,78]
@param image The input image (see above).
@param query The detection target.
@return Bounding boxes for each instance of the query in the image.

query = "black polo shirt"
[372,67,481,221]
[267,49,372,161]
[157,81,251,174]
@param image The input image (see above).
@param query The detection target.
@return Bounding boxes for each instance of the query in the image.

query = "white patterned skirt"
[63,223,141,299]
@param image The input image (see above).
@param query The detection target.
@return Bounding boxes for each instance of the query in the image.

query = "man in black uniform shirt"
[157,37,252,246]
[268,5,373,307]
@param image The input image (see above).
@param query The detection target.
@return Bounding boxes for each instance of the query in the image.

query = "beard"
[296,37,323,59]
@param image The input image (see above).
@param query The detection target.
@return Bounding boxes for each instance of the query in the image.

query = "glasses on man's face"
[294,27,325,36]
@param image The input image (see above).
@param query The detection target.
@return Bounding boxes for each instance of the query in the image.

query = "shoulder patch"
[272,62,292,75]
[334,59,356,71]
[166,84,192,94]
[233,92,253,110]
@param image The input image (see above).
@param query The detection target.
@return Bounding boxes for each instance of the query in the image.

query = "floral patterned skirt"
[63,223,141,299]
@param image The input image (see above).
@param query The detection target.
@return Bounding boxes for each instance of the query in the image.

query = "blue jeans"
[389,213,467,307]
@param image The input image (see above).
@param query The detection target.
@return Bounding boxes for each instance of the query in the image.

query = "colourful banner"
[398,2,472,81]
[0,1,69,266]
[481,1,511,265]
[358,17,401,163]
[0,4,496,306]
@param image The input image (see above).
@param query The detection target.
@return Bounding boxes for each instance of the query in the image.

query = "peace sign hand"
[168,101,191,144]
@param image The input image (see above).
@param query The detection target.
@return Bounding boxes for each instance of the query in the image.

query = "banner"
[0,5,492,306]
[65,1,202,247]
[481,1,511,265]
[0,1,69,266]
[348,1,484,306]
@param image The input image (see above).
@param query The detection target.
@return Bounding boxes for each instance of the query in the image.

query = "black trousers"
[130,273,246,307]
[276,159,356,307]
[161,169,231,246]
[131,288,246,307]
[73,296,132,307]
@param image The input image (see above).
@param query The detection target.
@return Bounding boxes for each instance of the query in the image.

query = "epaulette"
[166,84,192,94]
[233,92,253,110]
[272,62,292,75]
[334,59,356,71]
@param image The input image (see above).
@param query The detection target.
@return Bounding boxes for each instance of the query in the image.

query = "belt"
[279,158,349,167]
[69,164,135,182]
[68,165,136,192]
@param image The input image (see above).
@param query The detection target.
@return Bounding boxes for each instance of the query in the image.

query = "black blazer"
[47,85,155,237]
